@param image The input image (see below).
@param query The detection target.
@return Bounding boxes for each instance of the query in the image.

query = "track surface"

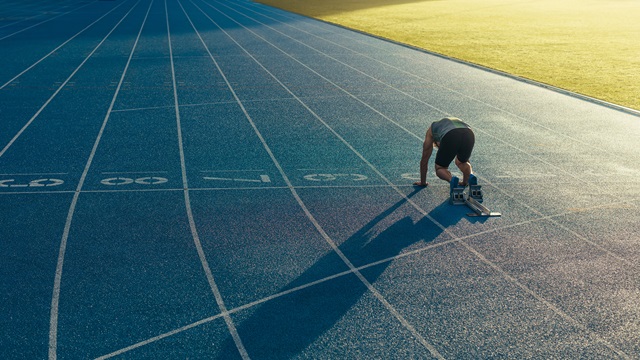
[1,0,639,358]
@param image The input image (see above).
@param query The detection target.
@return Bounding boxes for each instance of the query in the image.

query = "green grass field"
[257,0,640,111]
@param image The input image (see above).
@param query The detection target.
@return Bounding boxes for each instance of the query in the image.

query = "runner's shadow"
[428,198,490,226]
[216,190,468,358]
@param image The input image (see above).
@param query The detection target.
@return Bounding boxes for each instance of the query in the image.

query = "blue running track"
[1,0,640,358]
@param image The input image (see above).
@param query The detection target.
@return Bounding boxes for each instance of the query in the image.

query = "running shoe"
[469,173,478,187]
[450,176,460,195]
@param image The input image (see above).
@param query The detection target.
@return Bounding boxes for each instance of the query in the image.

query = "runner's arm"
[414,127,434,186]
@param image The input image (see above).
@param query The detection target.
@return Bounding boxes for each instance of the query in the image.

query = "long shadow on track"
[216,189,479,358]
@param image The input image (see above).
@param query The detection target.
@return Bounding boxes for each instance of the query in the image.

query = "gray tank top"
[431,117,470,142]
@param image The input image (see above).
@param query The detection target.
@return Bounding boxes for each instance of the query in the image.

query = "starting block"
[449,185,501,217]
[450,186,466,205]
[469,184,483,202]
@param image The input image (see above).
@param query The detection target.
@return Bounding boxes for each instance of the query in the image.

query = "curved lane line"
[192,1,633,358]
[47,1,150,358]
[186,0,446,357]
[164,0,250,358]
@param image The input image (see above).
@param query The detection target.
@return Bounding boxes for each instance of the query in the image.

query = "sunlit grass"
[258,0,640,111]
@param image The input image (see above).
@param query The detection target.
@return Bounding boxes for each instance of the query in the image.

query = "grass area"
[257,0,640,111]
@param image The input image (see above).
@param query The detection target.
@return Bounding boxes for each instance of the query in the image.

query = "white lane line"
[229,0,400,54]
[0,0,124,90]
[0,0,79,30]
[89,168,636,360]
[166,1,249,359]
[191,2,633,358]
[0,0,98,41]
[0,0,137,158]
[203,176,261,183]
[213,0,635,266]
[110,98,295,112]
[101,170,168,174]
[221,0,619,150]
[0,172,68,176]
[96,202,612,358]
[186,1,445,357]
[199,169,265,172]
[110,104,175,112]
[97,258,374,359]
[0,190,76,195]
[237,0,640,119]
[112,102,230,112]
[0,14,41,31]
[47,1,150,359]
[209,0,429,137]
[94,312,226,359]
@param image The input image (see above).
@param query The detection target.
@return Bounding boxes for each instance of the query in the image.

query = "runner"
[413,117,477,192]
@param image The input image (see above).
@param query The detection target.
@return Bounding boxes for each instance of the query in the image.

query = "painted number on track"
[101,177,168,186]
[203,175,271,183]
[0,178,64,188]
[303,173,368,182]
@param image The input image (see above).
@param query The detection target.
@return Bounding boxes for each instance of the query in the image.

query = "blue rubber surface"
[1,0,640,358]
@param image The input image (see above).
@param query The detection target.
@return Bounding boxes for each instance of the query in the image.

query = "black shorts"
[435,128,475,167]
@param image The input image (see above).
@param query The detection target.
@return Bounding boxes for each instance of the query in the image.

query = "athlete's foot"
[469,174,478,187]
[450,176,460,194]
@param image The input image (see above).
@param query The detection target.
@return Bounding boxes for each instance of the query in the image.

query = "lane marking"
[47,1,150,359]
[200,169,265,172]
[0,181,423,195]
[192,3,633,358]
[0,0,97,41]
[167,1,249,358]
[0,9,46,30]
[137,176,167,185]
[100,177,133,185]
[71,2,638,358]
[3,0,86,22]
[495,172,556,179]
[95,312,228,359]
[185,1,444,357]
[230,0,640,134]
[0,172,68,176]
[216,0,635,266]
[303,173,367,181]
[101,170,168,174]
[111,105,175,112]
[0,0,137,158]
[97,206,597,359]
[209,0,423,139]
[0,191,73,195]
[99,176,169,186]
[7,178,64,187]
[1,0,128,90]
[110,97,299,113]
[203,175,271,183]
[222,0,640,189]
